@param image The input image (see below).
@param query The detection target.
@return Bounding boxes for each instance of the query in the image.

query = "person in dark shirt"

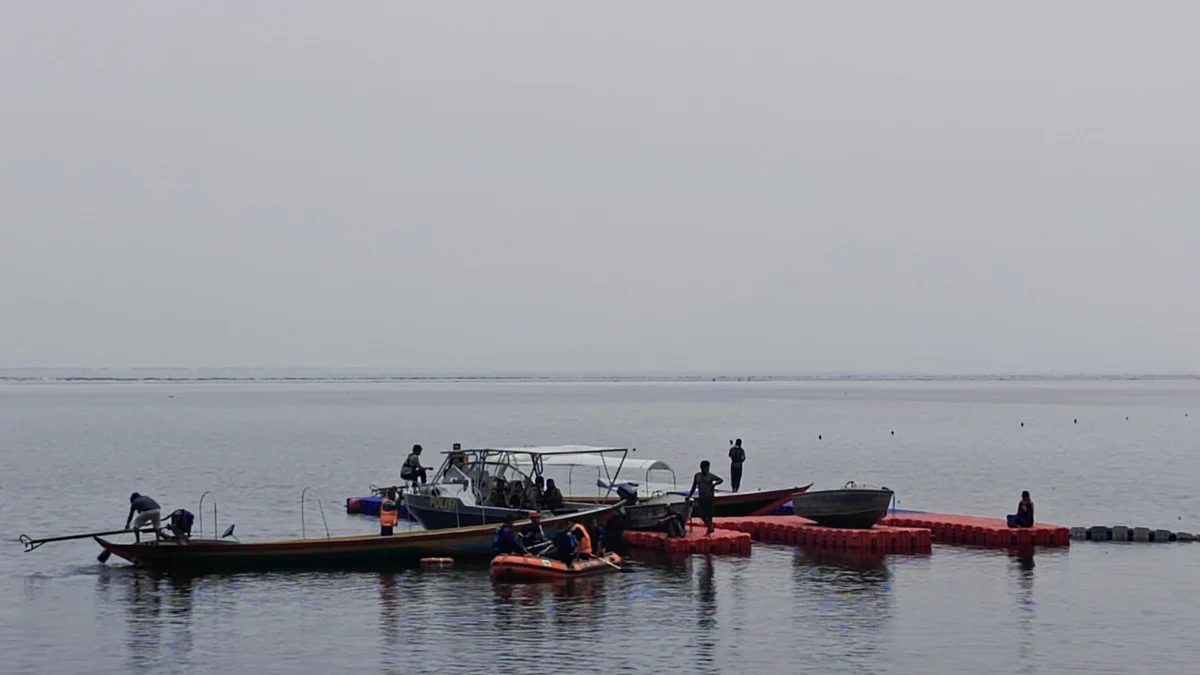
[520,511,547,551]
[687,461,724,535]
[548,526,576,564]
[728,439,746,492]
[542,479,565,512]
[1007,491,1035,528]
[492,516,526,556]
[124,493,164,543]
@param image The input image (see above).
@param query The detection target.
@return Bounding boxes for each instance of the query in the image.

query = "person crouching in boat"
[520,511,547,550]
[401,444,429,488]
[1006,491,1035,528]
[493,515,527,556]
[547,523,577,564]
[125,493,167,542]
[380,488,400,536]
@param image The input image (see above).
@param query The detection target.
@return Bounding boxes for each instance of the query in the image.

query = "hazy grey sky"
[2,2,1198,373]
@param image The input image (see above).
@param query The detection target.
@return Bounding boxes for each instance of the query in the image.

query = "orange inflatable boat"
[490,553,623,581]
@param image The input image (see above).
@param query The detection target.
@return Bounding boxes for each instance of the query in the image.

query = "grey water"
[2,378,1198,674]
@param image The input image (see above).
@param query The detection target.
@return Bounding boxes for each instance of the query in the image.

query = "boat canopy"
[442,445,630,456]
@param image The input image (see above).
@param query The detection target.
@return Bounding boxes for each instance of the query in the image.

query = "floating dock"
[623,528,753,555]
[882,512,1070,548]
[713,516,932,554]
[1071,526,1195,543]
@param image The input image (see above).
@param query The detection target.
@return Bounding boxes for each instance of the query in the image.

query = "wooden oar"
[20,528,156,553]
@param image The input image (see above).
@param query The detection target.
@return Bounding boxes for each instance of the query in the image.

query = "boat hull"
[94,505,618,575]
[666,485,812,518]
[490,552,622,582]
[791,488,894,529]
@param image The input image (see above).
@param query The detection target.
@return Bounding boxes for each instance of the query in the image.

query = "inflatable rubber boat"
[490,552,623,582]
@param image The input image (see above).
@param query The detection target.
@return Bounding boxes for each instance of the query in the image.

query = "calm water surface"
[2,379,1198,674]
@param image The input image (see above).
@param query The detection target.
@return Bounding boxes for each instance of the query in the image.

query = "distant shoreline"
[2,369,1198,384]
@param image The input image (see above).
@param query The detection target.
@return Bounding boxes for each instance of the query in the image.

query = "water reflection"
[791,547,893,673]
[378,572,400,670]
[95,567,196,672]
[693,555,717,674]
[1009,547,1036,673]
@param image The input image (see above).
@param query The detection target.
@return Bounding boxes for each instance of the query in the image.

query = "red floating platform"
[711,516,932,554]
[881,513,1070,548]
[623,527,753,555]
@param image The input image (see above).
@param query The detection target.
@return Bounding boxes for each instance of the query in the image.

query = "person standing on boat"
[401,444,429,487]
[1006,491,1035,528]
[380,488,400,536]
[687,461,724,535]
[728,438,746,492]
[124,493,165,542]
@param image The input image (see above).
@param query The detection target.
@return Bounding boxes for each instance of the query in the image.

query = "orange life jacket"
[571,524,592,556]
[380,499,399,528]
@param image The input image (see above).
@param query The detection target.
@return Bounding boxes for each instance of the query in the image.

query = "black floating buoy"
[1126,416,1129,420]
[818,435,822,440]
[1020,422,1024,427]
[890,430,894,435]
[1074,419,1078,424]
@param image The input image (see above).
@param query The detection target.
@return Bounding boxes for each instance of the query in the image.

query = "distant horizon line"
[1,366,1198,383]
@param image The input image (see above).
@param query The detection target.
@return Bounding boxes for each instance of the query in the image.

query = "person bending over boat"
[380,488,400,536]
[687,461,724,536]
[542,479,565,512]
[520,511,547,550]
[656,504,687,538]
[1006,491,1035,528]
[728,438,746,492]
[493,515,527,556]
[125,493,166,543]
[401,444,429,487]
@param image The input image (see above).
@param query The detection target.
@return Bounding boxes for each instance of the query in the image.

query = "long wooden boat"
[95,504,619,574]
[792,486,894,529]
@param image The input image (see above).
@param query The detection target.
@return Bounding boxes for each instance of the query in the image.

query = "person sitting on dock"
[656,503,687,538]
[1007,491,1035,528]
[687,461,724,536]
[124,493,166,543]
[380,488,400,536]
[542,479,565,512]
[401,444,429,487]
[493,515,527,556]
[520,511,547,550]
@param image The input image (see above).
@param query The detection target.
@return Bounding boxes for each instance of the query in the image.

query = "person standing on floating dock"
[728,438,746,492]
[380,488,399,536]
[1006,491,1035,528]
[124,493,165,542]
[687,461,724,535]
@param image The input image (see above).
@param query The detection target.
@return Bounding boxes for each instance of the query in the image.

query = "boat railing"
[300,487,331,539]
[198,491,218,540]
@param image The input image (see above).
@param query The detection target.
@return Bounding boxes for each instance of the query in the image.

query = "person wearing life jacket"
[400,444,429,487]
[1006,491,1035,528]
[493,515,526,555]
[570,520,593,559]
[380,488,400,536]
